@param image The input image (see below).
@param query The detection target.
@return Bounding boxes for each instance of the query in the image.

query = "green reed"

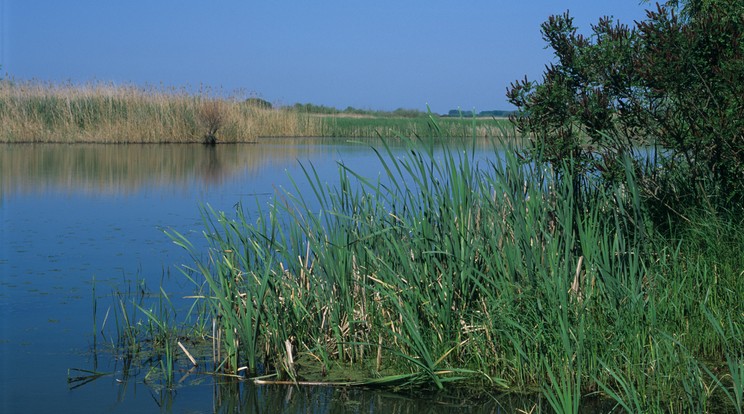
[150,127,744,411]
[703,308,744,414]
[312,114,512,139]
[79,272,207,392]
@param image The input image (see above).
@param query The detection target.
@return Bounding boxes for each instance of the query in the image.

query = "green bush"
[507,0,744,219]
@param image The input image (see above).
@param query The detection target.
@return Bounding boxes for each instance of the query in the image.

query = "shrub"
[244,97,272,109]
[507,0,744,219]
[198,100,225,144]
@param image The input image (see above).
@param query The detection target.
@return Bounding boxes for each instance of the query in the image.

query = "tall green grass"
[102,131,742,411]
[309,114,512,139]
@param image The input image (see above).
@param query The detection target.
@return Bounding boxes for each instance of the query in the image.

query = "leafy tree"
[291,103,338,114]
[507,0,744,217]
[245,97,273,109]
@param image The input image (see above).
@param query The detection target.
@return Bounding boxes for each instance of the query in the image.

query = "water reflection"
[206,381,614,413]
[0,141,335,196]
[210,381,503,414]
[0,137,499,198]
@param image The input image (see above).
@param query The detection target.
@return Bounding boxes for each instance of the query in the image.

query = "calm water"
[1,139,514,413]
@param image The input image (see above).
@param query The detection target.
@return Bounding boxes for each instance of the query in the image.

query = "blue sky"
[2,1,649,113]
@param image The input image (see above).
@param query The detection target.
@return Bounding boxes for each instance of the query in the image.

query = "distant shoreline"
[0,80,514,144]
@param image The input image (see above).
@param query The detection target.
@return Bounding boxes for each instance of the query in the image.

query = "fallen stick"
[178,341,198,366]
[253,379,359,387]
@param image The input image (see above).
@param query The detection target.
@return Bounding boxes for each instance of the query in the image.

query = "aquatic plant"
[154,131,742,411]
[61,117,740,411]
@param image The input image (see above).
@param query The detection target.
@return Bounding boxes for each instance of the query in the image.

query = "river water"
[1,139,520,413]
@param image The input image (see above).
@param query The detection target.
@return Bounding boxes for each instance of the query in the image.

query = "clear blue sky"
[2,1,649,114]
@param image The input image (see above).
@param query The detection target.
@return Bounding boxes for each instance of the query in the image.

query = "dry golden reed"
[0,80,324,143]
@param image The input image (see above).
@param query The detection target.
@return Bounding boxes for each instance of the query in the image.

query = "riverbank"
[0,80,511,143]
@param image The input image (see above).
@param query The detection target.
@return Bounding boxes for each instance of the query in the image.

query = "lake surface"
[1,139,513,413]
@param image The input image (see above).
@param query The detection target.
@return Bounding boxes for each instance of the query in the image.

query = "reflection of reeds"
[0,142,323,196]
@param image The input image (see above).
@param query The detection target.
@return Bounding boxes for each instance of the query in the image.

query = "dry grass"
[0,80,322,143]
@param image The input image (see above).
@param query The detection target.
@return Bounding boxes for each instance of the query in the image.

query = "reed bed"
[303,114,512,139]
[1,80,513,142]
[0,80,276,143]
[109,133,740,412]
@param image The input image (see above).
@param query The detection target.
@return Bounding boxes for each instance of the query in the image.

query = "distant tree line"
[246,99,515,119]
[244,97,273,109]
[287,103,428,118]
[445,109,515,118]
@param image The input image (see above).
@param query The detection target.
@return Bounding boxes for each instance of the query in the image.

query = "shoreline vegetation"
[100,137,743,412]
[0,80,512,143]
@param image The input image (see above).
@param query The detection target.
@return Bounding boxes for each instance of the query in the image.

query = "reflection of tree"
[202,145,223,186]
